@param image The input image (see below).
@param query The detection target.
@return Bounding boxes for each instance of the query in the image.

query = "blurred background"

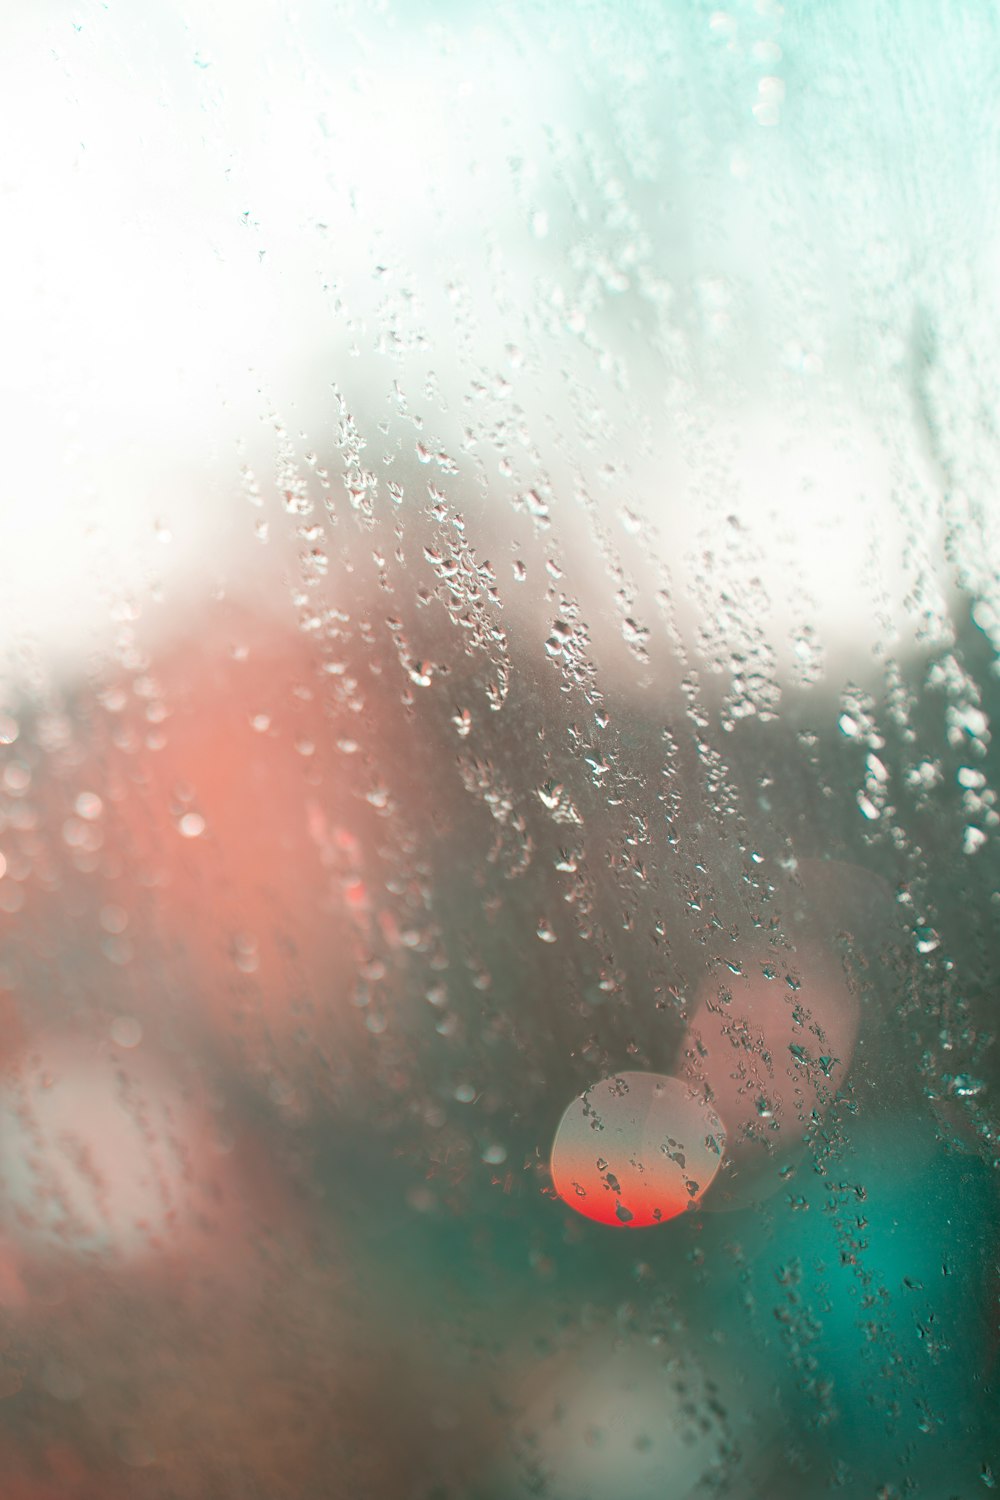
[0,1,998,1495]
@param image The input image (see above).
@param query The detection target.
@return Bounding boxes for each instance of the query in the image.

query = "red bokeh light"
[550,1072,725,1228]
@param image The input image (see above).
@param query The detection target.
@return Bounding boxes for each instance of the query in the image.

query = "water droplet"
[948,1073,984,1098]
[75,791,103,820]
[521,489,550,522]
[41,1361,86,1402]
[915,925,940,954]
[110,1016,143,1049]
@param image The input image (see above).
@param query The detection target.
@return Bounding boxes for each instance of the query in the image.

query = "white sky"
[0,0,969,689]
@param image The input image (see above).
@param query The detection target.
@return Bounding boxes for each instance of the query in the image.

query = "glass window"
[0,3,997,1495]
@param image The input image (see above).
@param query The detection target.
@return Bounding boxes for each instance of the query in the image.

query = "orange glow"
[550,1072,725,1228]
[681,949,859,1208]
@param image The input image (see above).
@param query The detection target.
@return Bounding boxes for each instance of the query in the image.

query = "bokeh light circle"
[550,1072,726,1228]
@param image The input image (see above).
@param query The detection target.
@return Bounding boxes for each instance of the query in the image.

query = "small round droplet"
[75,791,104,821]
[41,1360,86,1402]
[110,1015,143,1049]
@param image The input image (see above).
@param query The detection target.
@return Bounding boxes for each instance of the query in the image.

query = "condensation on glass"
[0,2,997,1496]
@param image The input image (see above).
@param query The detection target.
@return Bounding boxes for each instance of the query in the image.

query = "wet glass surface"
[0,3,998,1495]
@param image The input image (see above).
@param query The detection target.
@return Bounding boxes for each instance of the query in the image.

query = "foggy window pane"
[0,3,997,1496]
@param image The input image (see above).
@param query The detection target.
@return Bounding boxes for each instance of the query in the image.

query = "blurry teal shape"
[762,1116,996,1491]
